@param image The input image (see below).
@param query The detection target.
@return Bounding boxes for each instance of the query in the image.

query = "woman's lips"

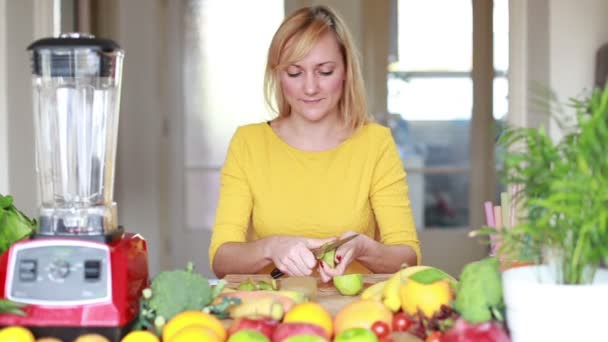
[301,98,323,104]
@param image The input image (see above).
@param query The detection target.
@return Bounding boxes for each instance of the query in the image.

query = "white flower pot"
[502,265,608,342]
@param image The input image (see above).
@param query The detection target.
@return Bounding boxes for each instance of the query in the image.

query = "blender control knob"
[49,260,71,279]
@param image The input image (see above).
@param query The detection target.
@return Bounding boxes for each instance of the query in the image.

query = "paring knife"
[270,234,359,279]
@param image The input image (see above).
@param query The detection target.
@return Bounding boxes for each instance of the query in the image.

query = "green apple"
[282,334,328,342]
[228,329,271,342]
[333,273,364,296]
[321,249,336,268]
[334,327,379,342]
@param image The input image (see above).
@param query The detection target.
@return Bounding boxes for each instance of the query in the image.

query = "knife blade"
[309,234,359,259]
[270,234,359,279]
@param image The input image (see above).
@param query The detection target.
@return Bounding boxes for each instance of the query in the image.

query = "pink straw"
[491,205,504,256]
[484,201,495,227]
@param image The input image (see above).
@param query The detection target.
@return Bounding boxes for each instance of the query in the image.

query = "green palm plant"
[491,84,608,284]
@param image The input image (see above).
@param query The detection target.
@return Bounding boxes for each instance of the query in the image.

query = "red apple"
[229,317,280,340]
[442,318,510,342]
[272,323,330,342]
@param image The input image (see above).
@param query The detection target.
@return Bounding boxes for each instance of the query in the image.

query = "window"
[387,0,508,229]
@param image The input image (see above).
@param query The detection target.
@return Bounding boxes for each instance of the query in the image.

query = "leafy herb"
[485,84,608,284]
[409,268,456,285]
[0,194,36,254]
[0,299,26,316]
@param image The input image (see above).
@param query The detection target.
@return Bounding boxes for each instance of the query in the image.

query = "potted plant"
[486,84,608,341]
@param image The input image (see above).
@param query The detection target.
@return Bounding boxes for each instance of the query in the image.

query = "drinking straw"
[484,201,495,227]
[509,184,519,227]
[490,205,503,256]
[501,192,510,228]
[493,206,503,231]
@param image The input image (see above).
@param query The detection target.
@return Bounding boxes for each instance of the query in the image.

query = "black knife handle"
[270,267,284,279]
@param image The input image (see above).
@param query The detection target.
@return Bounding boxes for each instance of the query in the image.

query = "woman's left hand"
[318,231,369,283]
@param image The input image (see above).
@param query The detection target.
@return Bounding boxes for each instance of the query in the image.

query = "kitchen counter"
[222,273,392,317]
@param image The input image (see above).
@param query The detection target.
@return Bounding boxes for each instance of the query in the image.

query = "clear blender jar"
[28,33,123,238]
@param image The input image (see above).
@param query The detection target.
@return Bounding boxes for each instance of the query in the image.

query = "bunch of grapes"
[407,305,460,339]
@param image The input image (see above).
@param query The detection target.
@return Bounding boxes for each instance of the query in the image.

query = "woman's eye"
[319,70,334,76]
[287,72,301,77]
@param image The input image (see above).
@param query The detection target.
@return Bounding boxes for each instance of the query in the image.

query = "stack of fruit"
[358,260,510,341]
[0,257,513,341]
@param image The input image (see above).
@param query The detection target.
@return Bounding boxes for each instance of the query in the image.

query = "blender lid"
[27,33,123,77]
[27,33,122,52]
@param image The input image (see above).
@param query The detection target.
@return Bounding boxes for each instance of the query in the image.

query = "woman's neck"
[271,115,352,152]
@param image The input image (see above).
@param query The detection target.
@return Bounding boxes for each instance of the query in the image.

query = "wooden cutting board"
[223,273,392,316]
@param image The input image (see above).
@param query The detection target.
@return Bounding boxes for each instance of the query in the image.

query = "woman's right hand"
[267,236,336,277]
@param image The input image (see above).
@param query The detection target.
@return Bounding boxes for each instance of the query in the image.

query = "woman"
[209,5,420,281]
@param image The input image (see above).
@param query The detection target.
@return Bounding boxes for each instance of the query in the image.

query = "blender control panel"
[7,240,110,305]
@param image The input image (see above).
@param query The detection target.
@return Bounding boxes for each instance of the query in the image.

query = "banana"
[360,280,387,301]
[382,265,431,312]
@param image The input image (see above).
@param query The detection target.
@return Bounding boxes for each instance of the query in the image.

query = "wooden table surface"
[222,274,392,317]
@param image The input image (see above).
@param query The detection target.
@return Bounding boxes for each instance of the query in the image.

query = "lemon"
[399,278,453,318]
[166,325,221,342]
[162,311,226,342]
[283,302,333,337]
[0,326,34,342]
[120,330,159,342]
[73,334,110,342]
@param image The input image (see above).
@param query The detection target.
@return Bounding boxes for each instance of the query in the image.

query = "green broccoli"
[146,262,212,321]
[453,257,504,324]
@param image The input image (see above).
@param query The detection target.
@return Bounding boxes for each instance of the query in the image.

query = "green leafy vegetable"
[148,262,212,320]
[453,257,504,324]
[0,194,36,254]
[0,299,26,316]
[409,268,456,285]
[136,262,223,333]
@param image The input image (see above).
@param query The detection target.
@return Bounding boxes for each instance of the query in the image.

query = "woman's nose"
[303,73,319,95]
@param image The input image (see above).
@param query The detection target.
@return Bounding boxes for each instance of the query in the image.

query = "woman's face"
[280,32,345,124]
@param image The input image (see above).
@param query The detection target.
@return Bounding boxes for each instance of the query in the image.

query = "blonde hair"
[264,5,371,131]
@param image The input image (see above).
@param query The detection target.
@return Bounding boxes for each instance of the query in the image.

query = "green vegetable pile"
[136,262,238,334]
[453,257,505,323]
[0,194,36,254]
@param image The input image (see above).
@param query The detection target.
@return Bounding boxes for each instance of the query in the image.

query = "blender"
[0,33,149,341]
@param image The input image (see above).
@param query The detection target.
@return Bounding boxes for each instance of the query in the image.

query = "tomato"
[371,321,391,338]
[392,312,414,332]
[425,331,444,342]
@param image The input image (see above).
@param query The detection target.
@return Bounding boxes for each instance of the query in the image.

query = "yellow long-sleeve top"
[209,122,420,274]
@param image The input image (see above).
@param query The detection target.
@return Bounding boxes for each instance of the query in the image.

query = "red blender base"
[0,232,148,341]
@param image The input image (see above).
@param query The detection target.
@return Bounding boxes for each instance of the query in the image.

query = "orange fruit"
[72,333,111,342]
[0,326,35,342]
[283,302,333,337]
[166,325,221,342]
[399,278,453,318]
[333,299,392,335]
[162,310,226,342]
[120,330,160,342]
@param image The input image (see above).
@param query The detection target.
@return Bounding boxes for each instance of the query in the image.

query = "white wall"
[0,0,8,194]
[112,0,163,275]
[548,0,608,140]
[2,1,37,215]
[549,0,608,101]
[509,0,608,137]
